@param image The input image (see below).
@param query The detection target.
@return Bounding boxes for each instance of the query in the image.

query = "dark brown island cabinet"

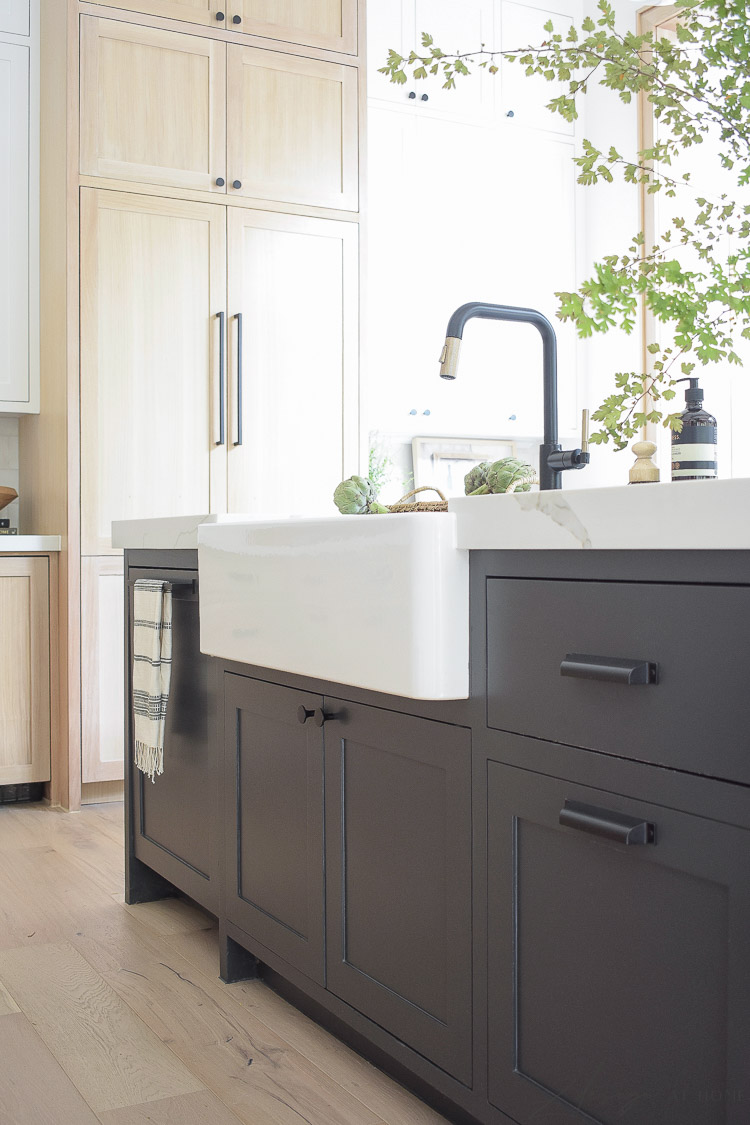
[124,547,750,1125]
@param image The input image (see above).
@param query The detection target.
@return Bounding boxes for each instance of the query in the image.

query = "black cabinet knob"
[215,177,225,187]
[232,179,242,190]
[506,109,515,118]
[297,705,314,725]
[313,708,333,727]
[421,93,429,102]
[216,10,225,19]
[408,91,416,99]
[232,14,241,22]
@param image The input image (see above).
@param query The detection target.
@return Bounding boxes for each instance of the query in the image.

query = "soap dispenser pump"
[671,377,717,481]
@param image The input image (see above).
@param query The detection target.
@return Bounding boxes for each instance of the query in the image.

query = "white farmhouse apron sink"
[198,513,469,700]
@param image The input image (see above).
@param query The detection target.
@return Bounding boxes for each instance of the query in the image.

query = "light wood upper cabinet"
[228,0,358,55]
[81,0,223,30]
[227,45,358,210]
[0,556,50,785]
[80,16,227,193]
[79,188,227,555]
[226,208,358,515]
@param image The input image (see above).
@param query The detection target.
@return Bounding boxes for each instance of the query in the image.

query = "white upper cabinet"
[368,0,494,121]
[0,1,29,36]
[499,1,576,134]
[0,35,38,413]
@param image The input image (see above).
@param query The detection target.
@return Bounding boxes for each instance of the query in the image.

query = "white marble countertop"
[449,477,750,550]
[112,514,246,551]
[0,535,61,552]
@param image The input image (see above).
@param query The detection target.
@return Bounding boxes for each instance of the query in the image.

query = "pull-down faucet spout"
[439,301,590,491]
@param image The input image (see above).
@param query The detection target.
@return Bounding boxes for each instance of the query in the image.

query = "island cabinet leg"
[219,921,260,984]
[323,699,474,1088]
[485,751,750,1125]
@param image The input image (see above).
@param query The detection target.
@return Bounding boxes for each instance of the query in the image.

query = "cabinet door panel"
[487,759,750,1124]
[83,0,222,27]
[227,209,358,515]
[325,701,473,1086]
[80,189,227,554]
[500,1,575,134]
[81,557,124,783]
[0,42,30,408]
[229,0,357,55]
[0,1,29,36]
[80,17,226,193]
[227,45,358,210]
[0,557,50,784]
[225,675,325,983]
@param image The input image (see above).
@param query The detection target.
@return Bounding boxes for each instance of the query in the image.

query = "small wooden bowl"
[0,486,18,513]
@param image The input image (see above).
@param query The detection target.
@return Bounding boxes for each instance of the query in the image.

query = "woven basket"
[387,486,448,513]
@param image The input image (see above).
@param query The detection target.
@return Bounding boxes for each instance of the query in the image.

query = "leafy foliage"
[379,0,750,448]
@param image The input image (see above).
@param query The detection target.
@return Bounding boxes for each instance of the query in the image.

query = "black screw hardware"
[216,11,225,19]
[297,706,314,725]
[408,91,416,99]
[215,177,225,187]
[421,93,429,101]
[232,179,242,189]
[233,14,241,22]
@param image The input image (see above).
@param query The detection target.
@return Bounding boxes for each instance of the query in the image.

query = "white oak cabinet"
[0,29,38,412]
[80,17,227,193]
[226,208,359,514]
[81,557,124,783]
[79,16,359,210]
[0,556,51,785]
[79,188,228,555]
[87,0,358,54]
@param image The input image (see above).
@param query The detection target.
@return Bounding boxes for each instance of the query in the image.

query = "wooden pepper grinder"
[629,440,660,484]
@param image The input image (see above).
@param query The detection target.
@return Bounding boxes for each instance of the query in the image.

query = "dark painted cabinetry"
[486,752,750,1125]
[324,700,473,1086]
[223,675,325,983]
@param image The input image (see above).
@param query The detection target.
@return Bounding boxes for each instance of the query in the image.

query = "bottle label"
[671,442,718,478]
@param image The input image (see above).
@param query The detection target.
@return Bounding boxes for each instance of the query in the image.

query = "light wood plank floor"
[0,802,449,1125]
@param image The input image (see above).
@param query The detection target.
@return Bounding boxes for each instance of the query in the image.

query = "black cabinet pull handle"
[232,179,242,190]
[314,708,333,727]
[233,14,241,22]
[215,311,225,446]
[215,176,225,187]
[233,312,243,446]
[421,93,429,101]
[297,706,314,725]
[216,11,225,20]
[560,800,656,845]
[560,653,658,685]
[408,91,416,99]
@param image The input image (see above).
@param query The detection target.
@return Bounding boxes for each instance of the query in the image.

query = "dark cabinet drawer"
[487,578,750,783]
[487,756,750,1125]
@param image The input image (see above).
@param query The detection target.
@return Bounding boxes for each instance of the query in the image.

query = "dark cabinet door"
[129,568,219,913]
[324,700,473,1087]
[487,758,750,1125]
[224,674,325,984]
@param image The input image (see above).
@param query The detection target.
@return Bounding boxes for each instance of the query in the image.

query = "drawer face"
[486,578,750,783]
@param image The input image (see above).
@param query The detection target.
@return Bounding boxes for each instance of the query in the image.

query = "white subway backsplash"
[0,418,20,529]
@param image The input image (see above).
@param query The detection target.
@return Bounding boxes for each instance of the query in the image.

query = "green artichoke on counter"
[463,462,491,495]
[333,475,389,515]
[465,457,536,496]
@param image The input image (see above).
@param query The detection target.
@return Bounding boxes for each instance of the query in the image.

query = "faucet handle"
[581,408,590,454]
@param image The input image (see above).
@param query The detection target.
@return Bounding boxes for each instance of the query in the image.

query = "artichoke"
[485,457,536,494]
[464,461,491,496]
[333,475,389,515]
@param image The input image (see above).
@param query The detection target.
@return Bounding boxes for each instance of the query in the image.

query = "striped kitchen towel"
[132,579,173,782]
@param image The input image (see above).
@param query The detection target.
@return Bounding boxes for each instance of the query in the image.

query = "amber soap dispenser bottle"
[671,378,717,481]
